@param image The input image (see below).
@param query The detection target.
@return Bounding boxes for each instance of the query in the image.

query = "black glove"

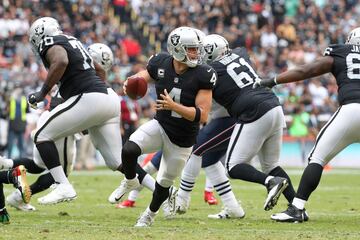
[28,84,51,108]
[253,77,277,89]
[28,91,46,106]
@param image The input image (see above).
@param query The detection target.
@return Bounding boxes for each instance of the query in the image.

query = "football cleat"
[162,186,178,218]
[37,183,77,205]
[208,204,245,219]
[0,208,10,224]
[108,177,140,204]
[116,199,136,209]
[134,208,156,227]
[264,176,288,211]
[12,165,31,204]
[175,195,190,215]
[204,191,218,205]
[6,190,36,211]
[271,204,305,223]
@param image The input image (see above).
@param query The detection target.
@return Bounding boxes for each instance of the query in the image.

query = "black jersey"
[211,47,280,123]
[39,34,107,100]
[323,44,360,105]
[147,53,216,147]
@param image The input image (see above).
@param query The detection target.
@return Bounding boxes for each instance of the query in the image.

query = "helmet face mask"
[29,17,62,54]
[203,34,230,64]
[87,43,114,71]
[346,27,360,45]
[167,27,205,68]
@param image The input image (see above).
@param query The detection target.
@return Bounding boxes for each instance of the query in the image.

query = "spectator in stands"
[6,87,29,158]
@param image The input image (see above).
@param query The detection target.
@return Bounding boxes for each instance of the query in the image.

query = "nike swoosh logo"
[207,69,211,72]
[115,193,125,202]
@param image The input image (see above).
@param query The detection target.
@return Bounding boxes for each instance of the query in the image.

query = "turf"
[1,168,359,240]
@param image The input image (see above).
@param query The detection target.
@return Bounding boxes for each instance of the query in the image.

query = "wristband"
[40,84,51,97]
[194,107,201,122]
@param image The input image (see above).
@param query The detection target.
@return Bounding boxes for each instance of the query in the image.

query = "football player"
[173,34,295,219]
[27,17,123,204]
[255,27,360,222]
[109,27,216,227]
[87,43,156,201]
[1,43,118,211]
[203,34,298,214]
[1,90,77,210]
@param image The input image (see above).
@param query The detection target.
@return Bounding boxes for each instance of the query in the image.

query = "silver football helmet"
[87,43,114,71]
[29,17,62,53]
[346,27,360,45]
[167,27,205,68]
[203,34,231,64]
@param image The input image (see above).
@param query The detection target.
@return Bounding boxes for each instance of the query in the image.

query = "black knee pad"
[122,141,141,160]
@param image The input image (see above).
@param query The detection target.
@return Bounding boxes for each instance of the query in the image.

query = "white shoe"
[6,190,36,211]
[162,186,178,218]
[134,208,156,227]
[37,183,77,205]
[175,194,190,214]
[0,155,13,170]
[208,204,246,219]
[108,177,140,204]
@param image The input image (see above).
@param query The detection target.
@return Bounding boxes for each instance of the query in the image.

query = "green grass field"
[1,168,359,240]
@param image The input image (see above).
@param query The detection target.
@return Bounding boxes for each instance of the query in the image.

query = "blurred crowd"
[0,0,359,161]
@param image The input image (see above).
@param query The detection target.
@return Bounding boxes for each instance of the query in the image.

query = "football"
[126,76,148,100]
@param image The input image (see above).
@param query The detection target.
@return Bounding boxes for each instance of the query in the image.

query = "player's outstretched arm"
[254,56,334,88]
[28,45,68,106]
[276,56,333,84]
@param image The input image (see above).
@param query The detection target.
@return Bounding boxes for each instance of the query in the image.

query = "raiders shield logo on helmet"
[35,25,45,37]
[171,34,180,46]
[204,44,214,55]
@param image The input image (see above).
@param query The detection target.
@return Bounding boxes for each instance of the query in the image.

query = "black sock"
[36,141,61,170]
[296,163,323,201]
[0,183,4,209]
[30,173,55,195]
[149,182,170,212]
[136,164,147,183]
[121,141,141,179]
[269,166,296,203]
[0,171,14,184]
[228,163,267,185]
[13,158,45,174]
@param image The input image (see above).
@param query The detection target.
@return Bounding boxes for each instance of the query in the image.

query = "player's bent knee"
[122,141,141,160]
